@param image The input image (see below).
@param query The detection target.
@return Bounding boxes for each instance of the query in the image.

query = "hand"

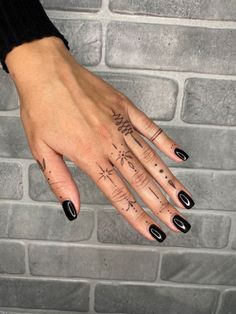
[6,36,194,242]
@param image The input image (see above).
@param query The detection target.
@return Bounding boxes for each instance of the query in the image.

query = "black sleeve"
[0,0,70,73]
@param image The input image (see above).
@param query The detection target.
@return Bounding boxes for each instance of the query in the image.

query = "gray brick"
[106,22,236,75]
[0,241,25,274]
[109,0,236,21]
[170,170,236,210]
[0,311,85,314]
[98,210,231,248]
[159,126,236,170]
[0,203,10,237]
[0,163,23,199]
[95,72,178,120]
[52,19,102,65]
[0,117,31,159]
[94,283,219,314]
[29,163,108,204]
[229,216,236,250]
[8,203,94,242]
[0,277,89,311]
[161,251,236,285]
[41,0,102,11]
[28,243,159,281]
[181,78,236,126]
[0,70,18,110]
[218,290,236,314]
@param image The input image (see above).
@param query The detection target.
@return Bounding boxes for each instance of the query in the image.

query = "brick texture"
[98,210,231,248]
[0,278,89,311]
[106,22,236,75]
[0,1,235,312]
[41,0,102,12]
[28,243,159,281]
[94,283,219,314]
[161,251,236,285]
[109,0,236,21]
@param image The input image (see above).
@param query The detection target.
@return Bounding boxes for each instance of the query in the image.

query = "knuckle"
[111,185,131,204]
[131,170,150,189]
[141,147,156,164]
[134,211,146,223]
[48,178,67,190]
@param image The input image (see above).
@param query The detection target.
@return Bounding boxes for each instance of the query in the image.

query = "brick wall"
[0,0,235,313]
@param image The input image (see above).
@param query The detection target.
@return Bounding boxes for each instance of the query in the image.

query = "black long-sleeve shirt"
[0,0,70,73]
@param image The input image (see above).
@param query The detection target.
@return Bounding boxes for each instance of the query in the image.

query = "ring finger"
[108,139,191,233]
[124,130,195,210]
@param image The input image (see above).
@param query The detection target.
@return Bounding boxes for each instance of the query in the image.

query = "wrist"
[5,36,71,82]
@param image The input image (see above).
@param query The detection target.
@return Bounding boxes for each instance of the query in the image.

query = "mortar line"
[47,9,236,30]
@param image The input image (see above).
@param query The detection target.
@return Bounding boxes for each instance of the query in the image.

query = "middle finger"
[108,139,191,233]
[124,130,195,210]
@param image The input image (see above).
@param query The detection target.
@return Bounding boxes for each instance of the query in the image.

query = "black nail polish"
[173,215,191,233]
[174,148,189,161]
[62,200,77,221]
[149,224,166,242]
[178,190,195,209]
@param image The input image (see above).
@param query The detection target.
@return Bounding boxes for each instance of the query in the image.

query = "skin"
[5,36,194,241]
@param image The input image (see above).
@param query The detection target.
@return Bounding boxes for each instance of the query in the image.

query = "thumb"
[32,141,80,221]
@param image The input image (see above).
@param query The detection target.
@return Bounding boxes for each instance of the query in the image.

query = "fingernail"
[62,200,77,221]
[173,215,191,233]
[149,224,166,242]
[174,148,189,161]
[178,190,195,209]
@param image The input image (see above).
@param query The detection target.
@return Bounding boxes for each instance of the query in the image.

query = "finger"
[31,141,80,221]
[108,139,191,234]
[122,101,189,162]
[76,155,167,242]
[124,130,195,210]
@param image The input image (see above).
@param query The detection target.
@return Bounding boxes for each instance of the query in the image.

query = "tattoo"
[111,186,138,212]
[125,199,137,212]
[168,179,176,189]
[112,143,136,170]
[150,128,163,142]
[130,133,143,148]
[148,186,159,199]
[111,108,134,136]
[96,162,116,186]
[36,158,46,172]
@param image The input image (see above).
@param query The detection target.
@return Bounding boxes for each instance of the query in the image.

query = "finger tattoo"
[96,162,116,186]
[150,128,163,142]
[111,108,134,136]
[112,143,136,170]
[36,158,46,172]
